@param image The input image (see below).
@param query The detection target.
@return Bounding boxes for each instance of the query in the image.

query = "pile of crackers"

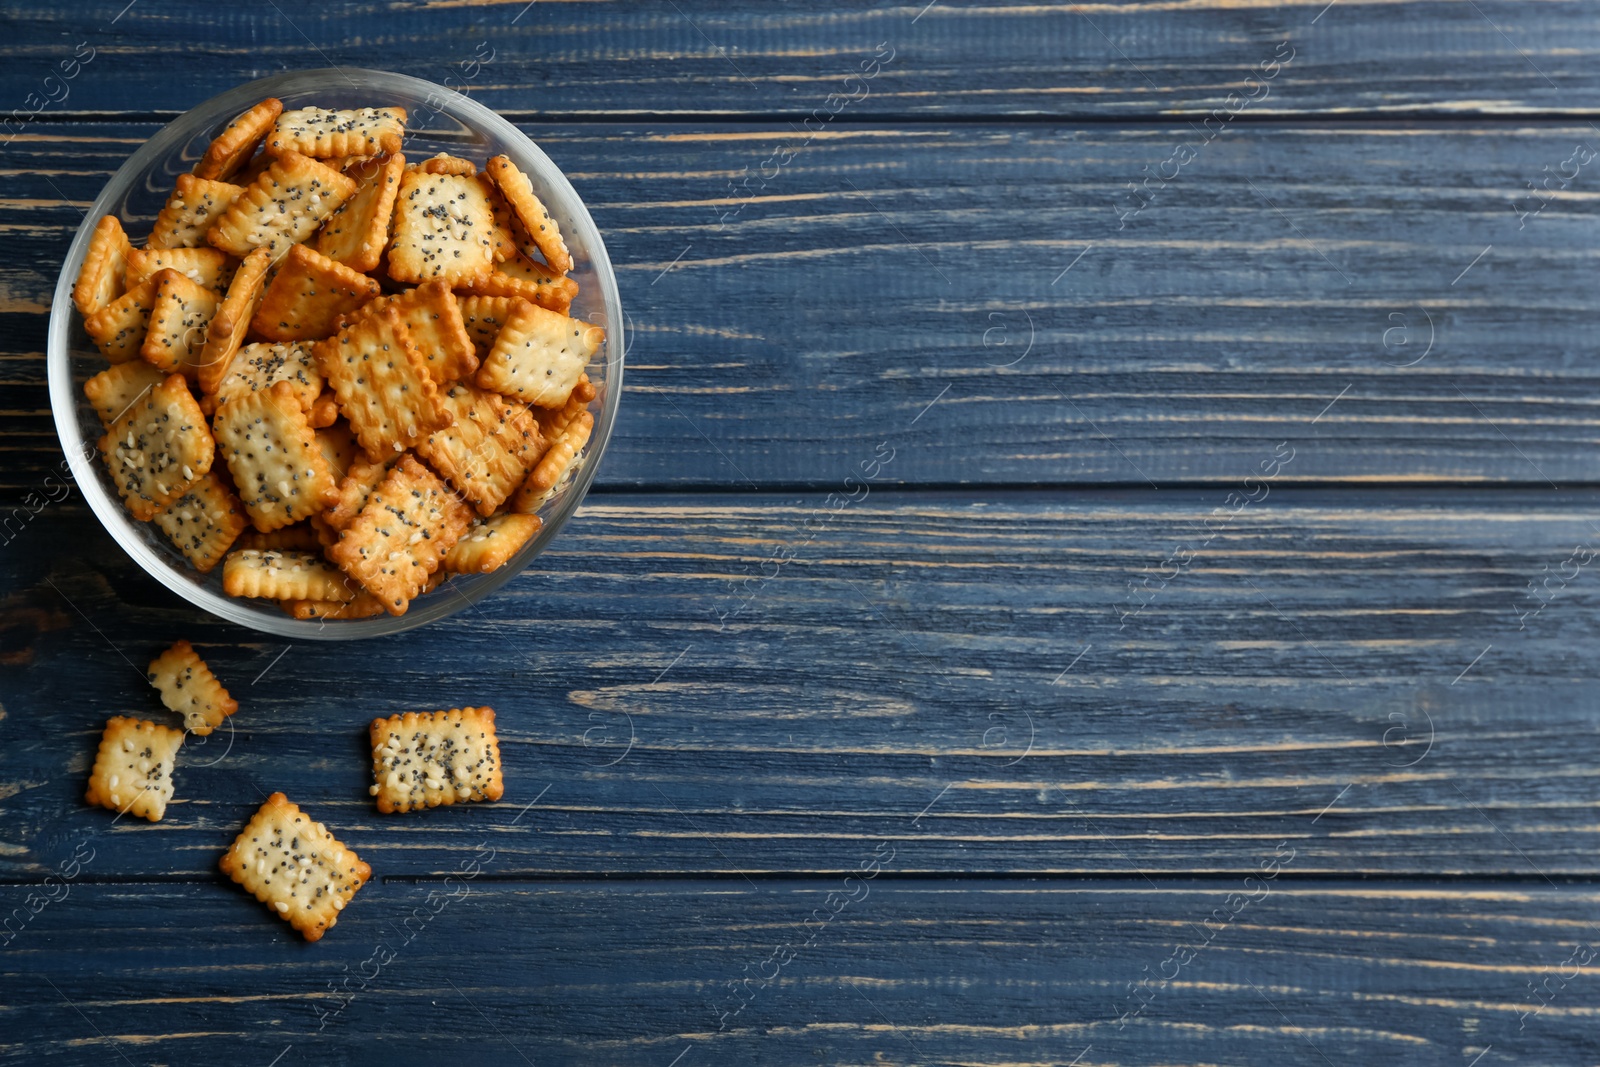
[71,98,604,618]
[86,639,506,941]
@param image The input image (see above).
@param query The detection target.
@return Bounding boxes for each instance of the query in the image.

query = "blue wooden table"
[4,2,1600,1063]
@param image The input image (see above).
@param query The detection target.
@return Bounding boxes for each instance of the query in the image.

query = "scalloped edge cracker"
[222,548,359,601]
[322,453,398,529]
[140,269,220,379]
[484,154,572,274]
[214,341,323,412]
[387,169,495,286]
[312,306,451,460]
[127,246,236,292]
[268,106,406,159]
[148,639,238,736]
[152,471,248,574]
[197,247,273,395]
[195,97,283,181]
[207,151,357,260]
[99,373,213,521]
[314,151,404,273]
[327,454,472,614]
[85,360,165,427]
[85,716,183,823]
[83,276,159,363]
[218,792,370,942]
[368,706,504,813]
[73,215,134,317]
[345,279,477,383]
[417,384,545,516]
[251,242,380,342]
[213,379,339,532]
[456,294,522,357]
[456,253,576,314]
[475,301,602,408]
[444,513,542,573]
[149,174,245,249]
[513,407,593,513]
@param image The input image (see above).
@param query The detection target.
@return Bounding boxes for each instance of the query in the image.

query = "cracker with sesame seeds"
[456,253,576,314]
[322,453,398,529]
[415,152,476,176]
[126,246,237,292]
[72,214,134,317]
[308,391,340,429]
[513,406,594,512]
[213,379,339,532]
[444,513,543,573]
[344,280,477,384]
[222,548,359,601]
[369,706,504,813]
[83,276,160,363]
[219,792,370,942]
[99,373,213,521]
[207,151,357,261]
[152,471,247,574]
[84,716,183,823]
[84,360,165,427]
[148,175,245,250]
[147,639,238,736]
[250,242,381,342]
[312,306,451,460]
[195,97,283,181]
[479,176,519,263]
[327,454,473,615]
[140,269,221,379]
[475,301,603,408]
[417,383,546,516]
[314,151,404,274]
[484,154,572,274]
[387,169,495,286]
[214,341,323,413]
[267,106,407,160]
[314,420,360,483]
[197,247,273,395]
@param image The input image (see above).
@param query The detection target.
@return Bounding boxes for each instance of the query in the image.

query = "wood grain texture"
[4,493,1600,878]
[3,0,1599,118]
[2,879,1597,1065]
[7,121,1600,490]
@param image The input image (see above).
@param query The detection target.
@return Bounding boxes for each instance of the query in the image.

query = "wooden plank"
[3,1,1599,118]
[0,879,1594,1064]
[7,120,1600,490]
[4,491,1600,879]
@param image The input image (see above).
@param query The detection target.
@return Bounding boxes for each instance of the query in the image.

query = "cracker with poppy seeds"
[322,453,398,529]
[197,247,273,395]
[514,407,593,512]
[444,513,543,573]
[126,246,237,292]
[84,360,165,427]
[140,269,220,379]
[484,154,572,274]
[387,169,495,286]
[475,301,603,408]
[72,214,134,317]
[478,176,520,263]
[369,706,504,813]
[267,106,406,160]
[214,341,323,412]
[314,151,404,273]
[152,471,247,573]
[99,373,213,521]
[280,592,390,621]
[327,454,473,614]
[148,174,245,249]
[218,792,370,943]
[314,420,360,483]
[222,548,359,601]
[313,306,451,460]
[213,380,339,532]
[457,255,576,315]
[250,242,381,342]
[417,383,546,516]
[195,97,283,181]
[83,276,160,363]
[455,294,522,356]
[84,716,184,823]
[207,151,357,260]
[345,280,477,384]
[147,639,238,736]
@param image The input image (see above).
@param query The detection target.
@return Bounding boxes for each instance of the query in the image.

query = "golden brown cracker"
[206,151,357,260]
[456,295,523,357]
[475,301,603,408]
[139,269,220,379]
[444,513,542,573]
[387,169,495,286]
[214,341,322,412]
[322,453,398,529]
[195,97,283,181]
[99,373,213,521]
[267,106,406,159]
[312,307,451,460]
[308,391,340,429]
[314,151,404,274]
[345,280,477,384]
[218,792,370,942]
[280,592,390,621]
[147,639,238,736]
[236,522,322,553]
[83,276,160,363]
[197,246,273,395]
[368,706,504,813]
[415,153,476,176]
[314,420,360,483]
[72,214,134,317]
[417,384,545,516]
[213,379,338,532]
[484,154,572,274]
[126,246,236,292]
[222,548,359,601]
[249,242,380,342]
[84,716,184,823]
[152,471,247,574]
[327,454,472,614]
[456,254,576,313]
[148,174,245,250]
[514,408,594,512]
[84,360,165,427]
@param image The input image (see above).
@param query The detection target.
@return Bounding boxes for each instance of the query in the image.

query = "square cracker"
[456,295,522,357]
[484,154,572,274]
[126,246,236,292]
[218,792,371,942]
[140,269,221,379]
[312,306,451,460]
[345,280,477,384]
[152,471,247,574]
[99,373,213,521]
[148,175,245,249]
[72,214,134,317]
[417,383,545,516]
[267,106,406,159]
[83,276,159,363]
[195,97,283,181]
[314,151,404,273]
[513,406,593,513]
[84,716,183,823]
[322,453,398,529]
[213,379,339,532]
[444,513,542,573]
[214,341,323,412]
[327,454,473,615]
[250,242,380,342]
[222,548,358,601]
[456,253,576,314]
[85,360,165,426]
[387,169,495,286]
[197,247,273,395]
[475,301,603,408]
[206,151,357,260]
[148,639,238,736]
[369,706,504,813]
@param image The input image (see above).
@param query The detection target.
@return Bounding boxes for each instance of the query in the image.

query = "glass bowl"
[47,69,624,640]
